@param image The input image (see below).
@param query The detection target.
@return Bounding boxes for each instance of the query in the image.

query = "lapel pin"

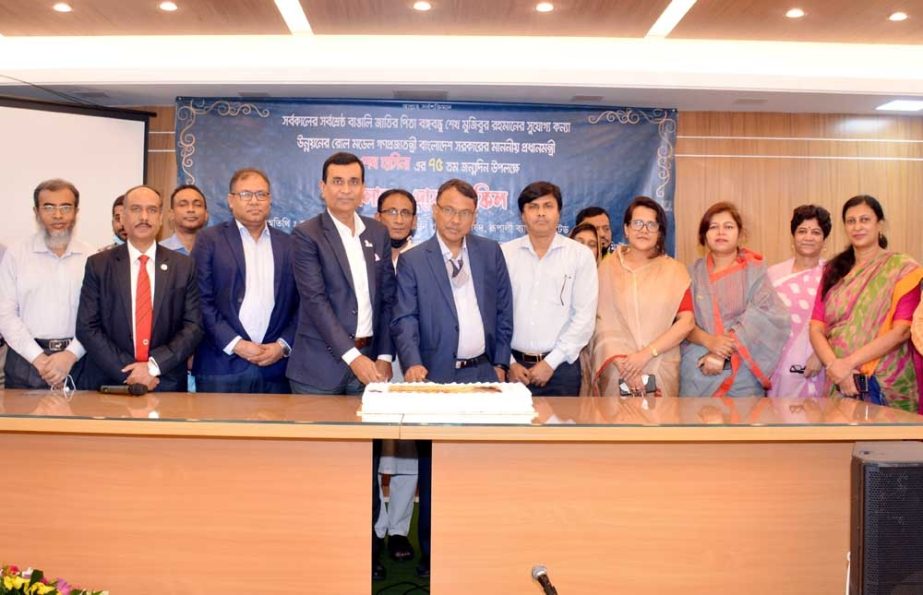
[160,263,168,271]
[374,253,381,262]
[364,239,373,248]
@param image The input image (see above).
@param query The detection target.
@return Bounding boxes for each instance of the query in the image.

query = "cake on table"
[360,382,536,424]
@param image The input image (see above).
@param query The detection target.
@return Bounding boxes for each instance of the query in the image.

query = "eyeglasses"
[231,191,270,202]
[379,208,415,219]
[436,204,475,220]
[39,204,75,214]
[327,177,363,188]
[629,219,659,232]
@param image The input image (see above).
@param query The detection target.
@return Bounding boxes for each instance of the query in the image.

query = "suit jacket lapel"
[270,228,284,297]
[222,221,247,289]
[152,245,173,332]
[358,220,377,300]
[321,212,356,294]
[466,236,489,321]
[425,236,458,320]
[114,245,134,337]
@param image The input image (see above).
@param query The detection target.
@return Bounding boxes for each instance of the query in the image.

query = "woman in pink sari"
[767,205,832,398]
[809,195,923,412]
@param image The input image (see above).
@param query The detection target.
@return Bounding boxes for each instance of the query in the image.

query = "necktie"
[447,256,468,288]
[135,254,152,361]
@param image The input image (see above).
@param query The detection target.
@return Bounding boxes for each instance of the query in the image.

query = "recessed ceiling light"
[889,11,908,22]
[52,2,73,12]
[785,8,805,19]
[413,1,432,10]
[646,0,697,38]
[536,2,554,12]
[159,1,178,11]
[876,99,923,112]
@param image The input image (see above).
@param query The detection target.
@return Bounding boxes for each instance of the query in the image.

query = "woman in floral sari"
[589,196,694,397]
[680,202,790,397]
[809,195,923,412]
[767,204,832,398]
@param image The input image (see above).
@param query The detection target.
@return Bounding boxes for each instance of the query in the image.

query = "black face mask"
[390,235,411,249]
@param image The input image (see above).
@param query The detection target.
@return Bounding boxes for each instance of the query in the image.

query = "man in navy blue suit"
[191,168,298,394]
[287,152,396,580]
[390,178,514,576]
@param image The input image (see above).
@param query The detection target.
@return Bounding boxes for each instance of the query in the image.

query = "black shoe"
[415,555,430,579]
[387,534,415,562]
[373,559,387,581]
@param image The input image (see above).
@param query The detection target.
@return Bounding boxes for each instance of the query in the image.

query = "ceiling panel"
[671,0,923,44]
[0,0,289,36]
[300,0,672,36]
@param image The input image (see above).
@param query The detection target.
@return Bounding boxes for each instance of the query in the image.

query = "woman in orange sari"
[589,196,694,397]
[809,195,923,412]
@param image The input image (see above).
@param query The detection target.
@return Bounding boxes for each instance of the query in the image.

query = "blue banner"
[175,98,676,252]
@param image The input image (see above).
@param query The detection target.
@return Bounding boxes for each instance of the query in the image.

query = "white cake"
[360,382,536,424]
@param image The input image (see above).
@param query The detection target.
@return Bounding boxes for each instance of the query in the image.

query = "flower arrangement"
[0,566,107,595]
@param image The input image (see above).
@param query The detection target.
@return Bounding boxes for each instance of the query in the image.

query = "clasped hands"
[32,351,77,388]
[696,333,736,376]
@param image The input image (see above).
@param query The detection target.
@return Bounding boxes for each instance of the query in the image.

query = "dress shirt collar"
[518,233,565,257]
[235,218,270,240]
[127,240,157,263]
[30,232,89,258]
[328,209,365,238]
[436,233,468,261]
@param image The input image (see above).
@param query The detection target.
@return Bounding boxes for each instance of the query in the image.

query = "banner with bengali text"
[175,98,676,252]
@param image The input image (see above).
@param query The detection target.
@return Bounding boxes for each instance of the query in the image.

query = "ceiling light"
[889,11,908,22]
[159,1,178,11]
[647,0,697,38]
[413,1,432,11]
[273,0,313,34]
[52,2,73,12]
[876,99,923,112]
[785,8,805,18]
[536,2,554,12]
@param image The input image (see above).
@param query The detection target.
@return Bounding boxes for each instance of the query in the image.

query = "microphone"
[531,565,558,595]
[99,383,149,396]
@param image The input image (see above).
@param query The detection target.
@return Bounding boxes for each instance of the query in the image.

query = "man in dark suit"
[390,178,514,577]
[192,168,298,394]
[77,185,202,392]
[287,152,396,580]
[287,152,395,394]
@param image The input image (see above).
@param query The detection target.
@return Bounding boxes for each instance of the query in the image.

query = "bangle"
[650,345,659,358]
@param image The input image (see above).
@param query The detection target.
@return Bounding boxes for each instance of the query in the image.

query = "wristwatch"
[278,339,292,358]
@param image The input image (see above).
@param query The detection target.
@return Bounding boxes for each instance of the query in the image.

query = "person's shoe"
[387,534,415,562]
[373,558,387,581]
[415,555,430,579]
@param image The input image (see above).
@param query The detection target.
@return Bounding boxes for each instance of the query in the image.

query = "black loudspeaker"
[851,441,923,594]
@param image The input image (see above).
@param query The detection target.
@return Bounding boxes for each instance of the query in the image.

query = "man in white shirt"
[191,169,298,394]
[77,185,202,392]
[161,184,209,256]
[502,181,598,396]
[0,179,94,389]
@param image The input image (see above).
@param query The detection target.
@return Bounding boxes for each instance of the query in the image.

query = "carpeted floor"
[372,503,429,595]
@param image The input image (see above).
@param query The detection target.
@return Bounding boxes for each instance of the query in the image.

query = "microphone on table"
[531,565,559,595]
[99,383,148,396]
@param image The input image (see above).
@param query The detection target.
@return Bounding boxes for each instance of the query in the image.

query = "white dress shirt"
[329,211,376,365]
[501,233,598,369]
[223,221,275,353]
[0,233,93,363]
[437,234,486,360]
[127,241,160,375]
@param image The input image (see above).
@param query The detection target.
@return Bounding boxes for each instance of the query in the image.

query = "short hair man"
[191,169,298,394]
[77,185,202,392]
[0,179,93,389]
[391,178,514,576]
[372,188,419,563]
[502,181,598,396]
[575,205,613,256]
[100,195,127,251]
[161,184,209,255]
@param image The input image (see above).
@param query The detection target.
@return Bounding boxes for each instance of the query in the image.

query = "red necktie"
[135,254,152,362]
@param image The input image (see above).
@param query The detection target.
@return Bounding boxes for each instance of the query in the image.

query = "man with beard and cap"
[372,188,418,564]
[161,184,209,256]
[0,179,94,389]
[77,185,202,392]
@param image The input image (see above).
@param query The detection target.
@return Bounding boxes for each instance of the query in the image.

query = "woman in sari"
[589,196,694,397]
[680,202,790,397]
[809,195,923,412]
[767,204,832,398]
